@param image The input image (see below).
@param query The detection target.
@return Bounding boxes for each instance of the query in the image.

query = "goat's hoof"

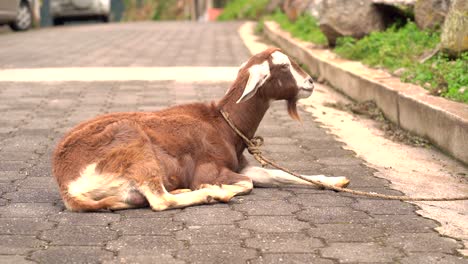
[217,191,236,203]
[335,177,350,188]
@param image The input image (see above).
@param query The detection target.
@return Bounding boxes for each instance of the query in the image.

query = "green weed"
[217,0,270,21]
[269,11,327,45]
[333,22,467,103]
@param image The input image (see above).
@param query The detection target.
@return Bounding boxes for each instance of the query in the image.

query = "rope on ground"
[220,110,468,201]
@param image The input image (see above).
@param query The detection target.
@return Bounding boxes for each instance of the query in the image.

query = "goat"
[52,48,350,212]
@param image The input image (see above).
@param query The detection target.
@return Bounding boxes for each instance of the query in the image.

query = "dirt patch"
[324,100,431,147]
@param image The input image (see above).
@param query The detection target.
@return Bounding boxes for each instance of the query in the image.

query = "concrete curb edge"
[263,21,468,165]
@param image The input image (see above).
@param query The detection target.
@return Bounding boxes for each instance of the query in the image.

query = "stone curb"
[263,21,468,165]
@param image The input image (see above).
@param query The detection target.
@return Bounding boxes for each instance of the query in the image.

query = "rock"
[393,68,406,77]
[318,0,387,46]
[414,0,451,30]
[283,0,314,21]
[307,0,325,18]
[372,0,415,6]
[266,0,286,14]
[440,0,468,55]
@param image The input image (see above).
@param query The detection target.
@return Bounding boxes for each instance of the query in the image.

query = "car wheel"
[53,18,65,26]
[9,1,32,31]
[101,15,109,23]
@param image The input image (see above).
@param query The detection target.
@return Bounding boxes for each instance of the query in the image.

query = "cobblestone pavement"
[0,22,466,263]
[0,22,249,68]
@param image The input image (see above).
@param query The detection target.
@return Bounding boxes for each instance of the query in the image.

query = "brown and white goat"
[52,48,350,212]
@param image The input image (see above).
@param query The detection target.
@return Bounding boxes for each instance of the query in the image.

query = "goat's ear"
[237,61,270,103]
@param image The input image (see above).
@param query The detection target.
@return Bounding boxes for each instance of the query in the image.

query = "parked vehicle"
[50,0,110,26]
[0,0,33,31]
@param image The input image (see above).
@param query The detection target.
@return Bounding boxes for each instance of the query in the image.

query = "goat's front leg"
[241,166,350,188]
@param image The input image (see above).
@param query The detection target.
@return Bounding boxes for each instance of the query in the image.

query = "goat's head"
[236,48,314,120]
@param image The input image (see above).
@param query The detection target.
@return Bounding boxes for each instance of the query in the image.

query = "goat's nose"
[306,78,315,90]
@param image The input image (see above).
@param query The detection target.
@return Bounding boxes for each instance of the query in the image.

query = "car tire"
[53,18,65,26]
[9,1,32,31]
[101,15,109,23]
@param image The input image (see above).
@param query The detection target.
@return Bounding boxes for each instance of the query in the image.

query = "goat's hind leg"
[198,168,253,198]
[141,183,236,211]
[135,167,236,211]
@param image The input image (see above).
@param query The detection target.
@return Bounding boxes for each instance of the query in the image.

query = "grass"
[268,11,327,45]
[217,0,270,21]
[334,22,468,103]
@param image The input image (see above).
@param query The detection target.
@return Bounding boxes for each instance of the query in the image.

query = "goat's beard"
[287,98,300,121]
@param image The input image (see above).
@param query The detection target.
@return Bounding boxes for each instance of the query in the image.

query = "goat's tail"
[62,193,121,212]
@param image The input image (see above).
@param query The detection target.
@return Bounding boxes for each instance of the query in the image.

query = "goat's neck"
[218,83,271,154]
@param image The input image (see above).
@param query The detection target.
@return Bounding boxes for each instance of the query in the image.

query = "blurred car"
[50,0,110,26]
[0,0,33,31]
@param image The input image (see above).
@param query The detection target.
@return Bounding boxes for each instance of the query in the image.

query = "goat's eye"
[280,64,290,71]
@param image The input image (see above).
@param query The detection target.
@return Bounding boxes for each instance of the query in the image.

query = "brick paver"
[0,22,249,68]
[0,22,466,263]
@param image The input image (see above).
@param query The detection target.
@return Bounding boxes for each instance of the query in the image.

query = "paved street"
[0,22,466,263]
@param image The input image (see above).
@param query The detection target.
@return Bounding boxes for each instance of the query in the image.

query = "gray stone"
[245,233,323,253]
[174,206,244,225]
[41,225,118,246]
[236,188,293,201]
[297,206,371,223]
[48,211,120,226]
[251,253,334,264]
[0,182,15,195]
[308,223,384,242]
[239,216,310,232]
[3,188,61,203]
[232,199,300,215]
[0,203,60,218]
[176,225,250,245]
[288,193,355,207]
[382,233,461,253]
[351,199,417,215]
[0,218,54,235]
[0,151,40,162]
[30,246,115,264]
[318,0,387,45]
[117,208,181,218]
[0,235,46,254]
[400,252,467,264]
[106,235,184,255]
[114,254,185,264]
[440,0,468,54]
[111,217,183,235]
[16,177,57,189]
[0,161,31,172]
[362,215,439,233]
[415,0,451,30]
[176,244,258,264]
[321,242,404,262]
[0,255,35,264]
[23,166,52,178]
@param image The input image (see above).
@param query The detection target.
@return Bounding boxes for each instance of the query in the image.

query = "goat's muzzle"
[298,77,314,99]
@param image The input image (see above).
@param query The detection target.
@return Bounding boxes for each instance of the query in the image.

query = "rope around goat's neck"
[220,109,468,201]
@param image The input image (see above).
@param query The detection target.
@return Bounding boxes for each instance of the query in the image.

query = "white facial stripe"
[271,51,311,88]
[271,51,290,65]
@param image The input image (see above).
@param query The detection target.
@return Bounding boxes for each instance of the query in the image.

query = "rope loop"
[219,109,468,201]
